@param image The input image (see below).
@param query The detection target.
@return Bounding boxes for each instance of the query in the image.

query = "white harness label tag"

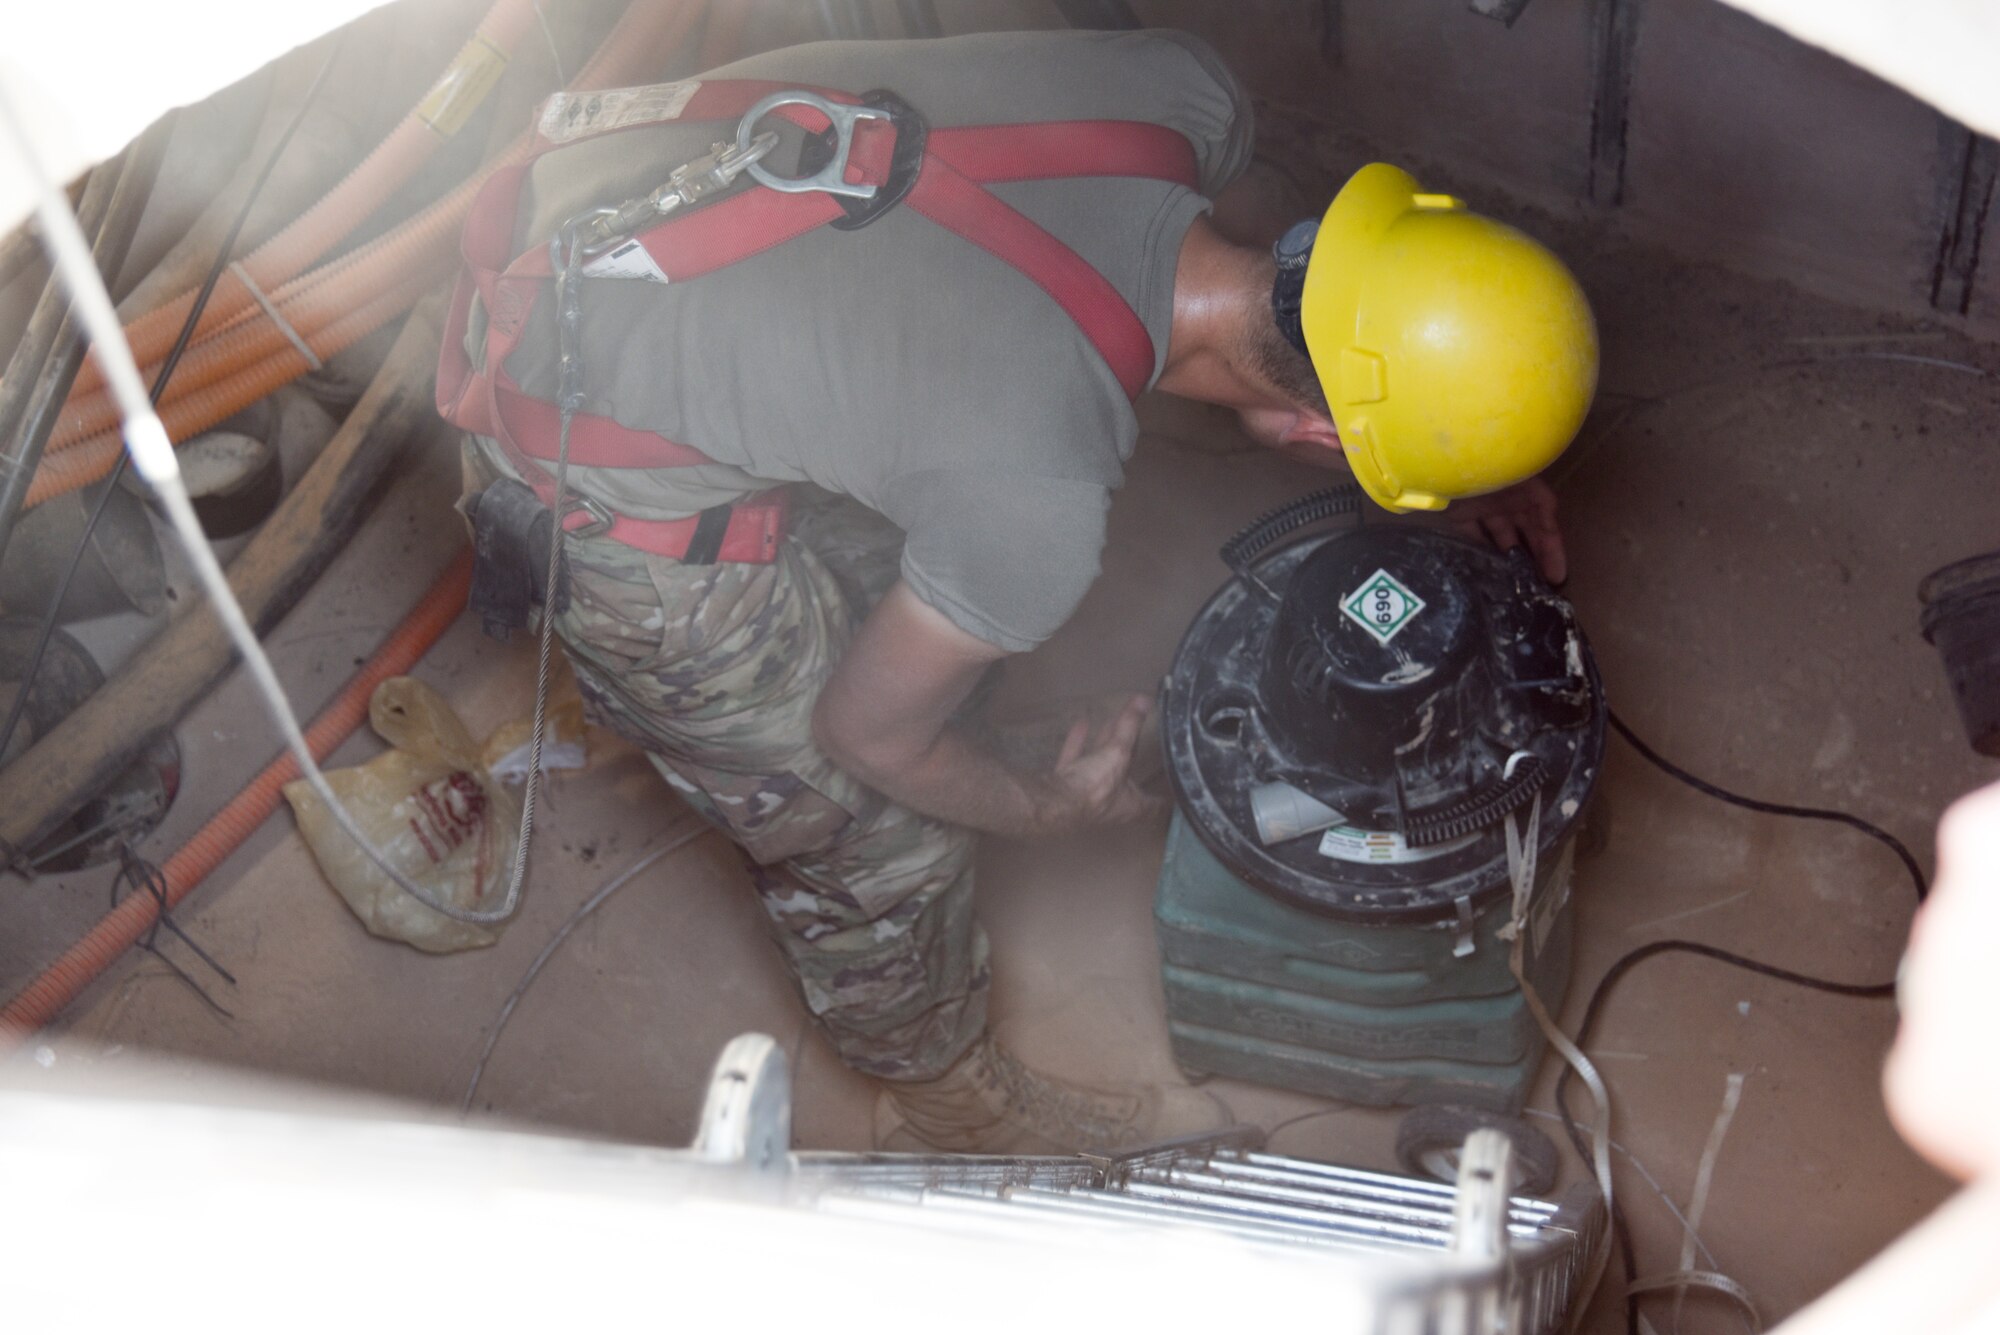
[1341,568,1426,645]
[539,81,703,144]
[581,239,670,285]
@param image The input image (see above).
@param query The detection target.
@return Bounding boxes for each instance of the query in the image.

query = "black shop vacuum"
[1155,486,1606,1114]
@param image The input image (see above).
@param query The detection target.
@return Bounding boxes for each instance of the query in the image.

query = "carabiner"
[554,206,623,267]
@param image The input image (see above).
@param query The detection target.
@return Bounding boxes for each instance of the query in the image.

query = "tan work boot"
[873,1033,1235,1155]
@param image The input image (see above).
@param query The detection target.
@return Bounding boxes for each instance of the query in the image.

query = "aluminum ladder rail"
[685,1034,1605,1335]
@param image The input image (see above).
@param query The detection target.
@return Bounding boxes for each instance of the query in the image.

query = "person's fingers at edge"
[1056,716,1090,769]
[1527,527,1567,585]
[1481,515,1524,553]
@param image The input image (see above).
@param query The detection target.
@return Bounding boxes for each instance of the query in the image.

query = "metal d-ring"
[735,89,889,200]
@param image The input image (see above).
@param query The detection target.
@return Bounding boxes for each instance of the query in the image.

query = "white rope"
[2,70,529,926]
[0,84,784,932]
[1675,1072,1750,1332]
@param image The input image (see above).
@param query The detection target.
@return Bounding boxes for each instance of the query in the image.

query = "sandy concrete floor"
[5,199,1999,1329]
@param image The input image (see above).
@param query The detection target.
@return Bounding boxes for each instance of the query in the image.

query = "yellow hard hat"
[1292,163,1598,513]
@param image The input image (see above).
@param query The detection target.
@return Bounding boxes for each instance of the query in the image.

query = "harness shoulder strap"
[435,79,1202,560]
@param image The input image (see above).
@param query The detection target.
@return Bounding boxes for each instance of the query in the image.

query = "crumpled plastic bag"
[283,676,543,953]
[478,661,589,783]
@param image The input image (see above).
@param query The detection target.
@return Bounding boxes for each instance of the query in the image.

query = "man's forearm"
[811,584,1148,837]
[834,721,1057,838]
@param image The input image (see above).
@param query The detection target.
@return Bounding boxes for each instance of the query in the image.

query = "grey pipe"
[0,115,173,570]
[0,164,124,531]
[0,292,445,859]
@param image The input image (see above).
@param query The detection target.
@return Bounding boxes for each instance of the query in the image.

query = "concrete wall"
[1618,0,1950,320]
[15,0,1984,338]
[905,0,1997,332]
[1138,0,1599,208]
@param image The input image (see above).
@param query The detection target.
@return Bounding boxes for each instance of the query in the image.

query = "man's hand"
[813,583,1163,838]
[1029,694,1163,833]
[1448,476,1567,585]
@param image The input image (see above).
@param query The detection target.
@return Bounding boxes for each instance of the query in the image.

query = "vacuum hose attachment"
[1404,755,1547,846]
[1220,482,1363,582]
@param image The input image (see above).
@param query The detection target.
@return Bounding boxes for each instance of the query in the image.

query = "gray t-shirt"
[478,30,1252,651]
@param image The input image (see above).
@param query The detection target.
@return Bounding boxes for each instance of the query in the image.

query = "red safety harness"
[437,79,1198,563]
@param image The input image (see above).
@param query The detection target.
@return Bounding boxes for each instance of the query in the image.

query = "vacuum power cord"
[1609,709,1926,901]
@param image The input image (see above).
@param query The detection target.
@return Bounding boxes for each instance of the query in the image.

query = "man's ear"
[1282,412,1343,453]
[1237,408,1344,453]
[1238,408,1349,472]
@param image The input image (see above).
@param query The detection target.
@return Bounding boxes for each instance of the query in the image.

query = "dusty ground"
[5,142,1999,1332]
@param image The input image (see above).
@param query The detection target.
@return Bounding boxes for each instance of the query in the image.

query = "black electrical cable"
[1552,941,1897,1183]
[0,40,346,801]
[1610,707,1928,903]
[1557,709,1921,1335]
[1561,939,1898,1335]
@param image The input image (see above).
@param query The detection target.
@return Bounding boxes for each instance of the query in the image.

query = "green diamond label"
[1341,568,1425,645]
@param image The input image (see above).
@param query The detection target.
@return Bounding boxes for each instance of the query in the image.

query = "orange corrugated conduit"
[68,0,544,403]
[31,286,421,507]
[51,213,460,447]
[31,0,709,506]
[0,1,725,1038]
[0,550,474,1049]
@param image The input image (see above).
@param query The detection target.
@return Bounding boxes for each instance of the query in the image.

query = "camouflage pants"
[550,484,989,1081]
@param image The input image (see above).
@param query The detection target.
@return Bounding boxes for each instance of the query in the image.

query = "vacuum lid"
[1163,518,1605,923]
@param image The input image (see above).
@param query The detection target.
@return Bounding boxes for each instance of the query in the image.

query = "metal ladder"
[684,1034,1604,1335]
